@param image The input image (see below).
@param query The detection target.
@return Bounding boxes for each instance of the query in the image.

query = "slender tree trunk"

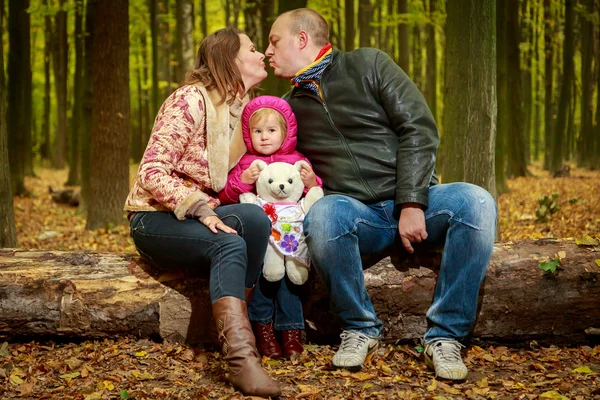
[337,0,343,51]
[86,0,130,230]
[441,0,496,197]
[397,0,409,73]
[412,14,423,92]
[78,0,96,215]
[358,0,372,48]
[578,0,594,167]
[0,0,17,247]
[157,0,171,100]
[424,0,437,121]
[199,0,207,38]
[594,44,600,170]
[243,0,259,47]
[52,0,68,169]
[225,0,230,26]
[505,0,529,177]
[149,0,160,116]
[140,34,151,148]
[375,1,382,49]
[345,0,355,51]
[521,0,532,163]
[496,0,508,194]
[22,7,33,179]
[132,55,143,163]
[386,0,395,64]
[550,0,574,174]
[532,0,541,161]
[176,0,194,83]
[543,0,554,170]
[66,0,84,186]
[232,0,240,28]
[7,0,29,196]
[41,0,52,162]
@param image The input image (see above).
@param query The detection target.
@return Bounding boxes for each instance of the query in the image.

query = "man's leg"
[418,182,497,380]
[304,195,396,370]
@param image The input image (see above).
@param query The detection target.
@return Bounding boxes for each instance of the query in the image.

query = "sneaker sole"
[332,342,379,372]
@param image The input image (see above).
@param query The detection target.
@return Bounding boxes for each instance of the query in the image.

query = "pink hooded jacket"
[219,95,322,204]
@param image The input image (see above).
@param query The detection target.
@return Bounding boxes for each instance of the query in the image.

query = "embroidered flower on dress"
[271,228,281,241]
[263,203,278,223]
[281,234,299,253]
[281,223,292,233]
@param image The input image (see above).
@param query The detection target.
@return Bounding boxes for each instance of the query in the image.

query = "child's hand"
[300,164,318,189]
[241,165,261,184]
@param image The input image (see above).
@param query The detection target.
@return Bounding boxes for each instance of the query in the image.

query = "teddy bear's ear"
[294,160,309,172]
[250,159,268,171]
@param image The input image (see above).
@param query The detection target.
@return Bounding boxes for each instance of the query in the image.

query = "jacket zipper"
[294,91,379,202]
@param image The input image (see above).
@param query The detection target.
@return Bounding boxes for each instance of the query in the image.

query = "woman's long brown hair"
[183,27,245,105]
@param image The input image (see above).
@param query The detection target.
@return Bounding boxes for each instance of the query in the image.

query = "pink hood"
[242,95,298,156]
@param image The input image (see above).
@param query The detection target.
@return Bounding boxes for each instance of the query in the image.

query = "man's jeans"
[129,204,271,303]
[303,182,497,342]
[248,275,305,330]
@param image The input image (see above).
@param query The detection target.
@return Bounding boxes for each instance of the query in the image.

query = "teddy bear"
[239,159,324,285]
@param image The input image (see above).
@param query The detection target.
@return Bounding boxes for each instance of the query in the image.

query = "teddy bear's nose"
[279,184,285,190]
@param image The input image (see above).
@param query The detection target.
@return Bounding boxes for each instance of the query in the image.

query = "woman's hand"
[300,164,318,189]
[202,215,237,234]
[241,165,261,184]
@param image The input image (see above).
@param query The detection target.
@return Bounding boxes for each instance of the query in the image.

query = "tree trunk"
[543,0,554,170]
[495,0,508,195]
[78,0,95,215]
[149,0,160,116]
[158,0,171,100]
[243,0,259,48]
[411,14,422,92]
[86,0,130,230]
[344,0,355,51]
[358,0,372,48]
[199,0,207,38]
[532,0,541,161]
[396,0,409,73]
[131,52,144,163]
[140,34,151,148]
[578,0,594,168]
[7,0,29,196]
[441,0,496,198]
[1,240,599,344]
[0,0,17,248]
[175,0,194,83]
[505,0,529,177]
[424,0,437,122]
[550,0,574,174]
[66,0,84,186]
[41,0,52,162]
[52,0,68,170]
[521,0,532,163]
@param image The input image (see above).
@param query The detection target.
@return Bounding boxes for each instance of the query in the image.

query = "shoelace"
[339,331,369,351]
[433,340,465,362]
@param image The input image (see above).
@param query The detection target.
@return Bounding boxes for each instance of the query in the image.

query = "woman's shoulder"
[174,84,206,100]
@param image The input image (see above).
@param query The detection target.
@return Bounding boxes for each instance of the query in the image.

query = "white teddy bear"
[240,160,324,285]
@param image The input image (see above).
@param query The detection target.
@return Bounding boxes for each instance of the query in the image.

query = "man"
[265,8,496,380]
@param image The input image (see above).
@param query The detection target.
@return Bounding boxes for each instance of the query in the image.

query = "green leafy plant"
[536,193,561,222]
[539,257,561,274]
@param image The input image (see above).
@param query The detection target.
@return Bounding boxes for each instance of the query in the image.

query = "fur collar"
[194,84,248,192]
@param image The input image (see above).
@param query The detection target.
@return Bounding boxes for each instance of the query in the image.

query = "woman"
[124,28,280,397]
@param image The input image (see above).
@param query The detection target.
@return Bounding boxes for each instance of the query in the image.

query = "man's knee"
[304,195,356,239]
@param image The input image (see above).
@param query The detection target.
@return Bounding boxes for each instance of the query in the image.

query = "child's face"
[250,114,285,155]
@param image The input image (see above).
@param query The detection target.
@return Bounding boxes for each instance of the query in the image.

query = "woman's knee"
[221,203,271,238]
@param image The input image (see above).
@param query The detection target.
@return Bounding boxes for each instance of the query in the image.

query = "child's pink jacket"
[219,96,323,205]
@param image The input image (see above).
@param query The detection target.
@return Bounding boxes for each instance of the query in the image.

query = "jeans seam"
[219,213,245,236]
[426,209,484,231]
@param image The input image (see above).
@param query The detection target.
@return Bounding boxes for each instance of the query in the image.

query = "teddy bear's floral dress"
[257,198,310,268]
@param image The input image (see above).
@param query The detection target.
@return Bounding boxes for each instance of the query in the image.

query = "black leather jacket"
[283,48,439,217]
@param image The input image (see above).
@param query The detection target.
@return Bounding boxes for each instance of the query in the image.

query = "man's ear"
[298,30,309,50]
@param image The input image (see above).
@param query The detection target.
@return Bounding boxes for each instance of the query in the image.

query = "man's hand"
[202,215,237,234]
[398,203,427,253]
[299,164,318,189]
[241,165,261,185]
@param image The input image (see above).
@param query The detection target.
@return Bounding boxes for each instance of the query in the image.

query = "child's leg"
[248,277,283,359]
[275,277,305,357]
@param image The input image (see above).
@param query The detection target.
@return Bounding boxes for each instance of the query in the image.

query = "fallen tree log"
[0,239,598,344]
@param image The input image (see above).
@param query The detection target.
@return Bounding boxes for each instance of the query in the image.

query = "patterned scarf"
[291,44,333,99]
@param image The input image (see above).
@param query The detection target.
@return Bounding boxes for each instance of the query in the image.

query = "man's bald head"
[278,8,329,48]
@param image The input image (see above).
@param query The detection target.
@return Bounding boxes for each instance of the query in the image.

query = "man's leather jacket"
[283,48,439,217]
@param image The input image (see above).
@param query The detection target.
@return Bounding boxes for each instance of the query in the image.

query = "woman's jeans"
[303,182,497,342]
[248,275,305,331]
[129,203,271,303]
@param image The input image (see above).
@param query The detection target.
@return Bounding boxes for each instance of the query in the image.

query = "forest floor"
[2,163,600,400]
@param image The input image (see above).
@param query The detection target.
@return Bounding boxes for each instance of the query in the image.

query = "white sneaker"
[424,339,468,380]
[332,330,379,371]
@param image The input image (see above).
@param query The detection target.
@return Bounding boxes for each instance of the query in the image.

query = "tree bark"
[411,15,422,92]
[550,0,574,174]
[199,0,207,38]
[0,0,17,248]
[149,0,160,116]
[52,0,68,170]
[495,0,508,195]
[86,0,130,230]
[7,0,29,196]
[441,0,496,198]
[520,0,532,163]
[396,0,409,73]
[1,240,599,344]
[345,0,355,51]
[578,0,594,168]
[175,0,194,83]
[424,0,437,122]
[41,0,52,162]
[358,0,372,48]
[543,0,554,170]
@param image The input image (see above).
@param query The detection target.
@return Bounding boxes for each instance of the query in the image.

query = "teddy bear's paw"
[263,269,285,282]
[239,192,257,204]
[304,187,324,211]
[286,263,309,285]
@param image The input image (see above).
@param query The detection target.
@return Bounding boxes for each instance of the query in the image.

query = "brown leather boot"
[282,329,304,358]
[212,297,281,397]
[253,322,284,359]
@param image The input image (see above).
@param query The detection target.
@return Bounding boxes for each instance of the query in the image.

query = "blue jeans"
[303,182,497,342]
[248,275,305,330]
[129,203,271,303]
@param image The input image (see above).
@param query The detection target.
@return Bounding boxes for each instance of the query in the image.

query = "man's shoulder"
[336,47,387,62]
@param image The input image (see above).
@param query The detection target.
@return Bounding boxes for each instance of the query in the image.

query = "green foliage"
[120,389,130,399]
[539,257,560,274]
[536,193,560,222]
